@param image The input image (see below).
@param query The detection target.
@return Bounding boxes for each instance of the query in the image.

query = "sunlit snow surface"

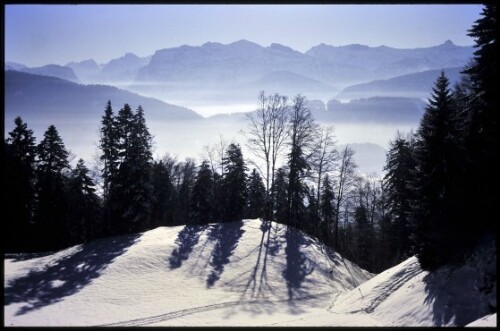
[4,219,496,327]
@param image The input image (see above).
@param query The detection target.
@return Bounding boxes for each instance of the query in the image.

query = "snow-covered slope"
[4,220,495,327]
[466,313,497,327]
[330,236,496,327]
[4,220,372,326]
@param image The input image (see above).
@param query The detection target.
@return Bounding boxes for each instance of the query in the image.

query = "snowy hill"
[4,220,496,327]
[4,220,372,326]
[330,236,496,327]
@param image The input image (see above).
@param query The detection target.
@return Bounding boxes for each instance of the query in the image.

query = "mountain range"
[6,39,474,105]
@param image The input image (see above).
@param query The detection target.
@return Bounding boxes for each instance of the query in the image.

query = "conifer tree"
[383,133,417,261]
[414,72,463,270]
[100,100,119,197]
[190,160,215,225]
[273,167,289,225]
[222,143,248,222]
[151,160,174,227]
[4,117,37,251]
[173,159,196,225]
[36,125,71,250]
[67,159,102,243]
[246,168,266,219]
[116,103,135,163]
[320,174,335,244]
[114,105,154,233]
[353,206,372,271]
[306,186,321,236]
[462,4,497,237]
[287,95,317,228]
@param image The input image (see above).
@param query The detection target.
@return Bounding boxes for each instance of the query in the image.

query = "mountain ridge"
[7,40,473,103]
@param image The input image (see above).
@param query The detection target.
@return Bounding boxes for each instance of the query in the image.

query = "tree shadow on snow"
[237,220,283,301]
[6,251,58,262]
[283,227,314,301]
[206,221,245,288]
[423,263,496,326]
[4,233,140,316]
[168,224,208,269]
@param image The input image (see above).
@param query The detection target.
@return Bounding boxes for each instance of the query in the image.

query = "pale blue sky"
[5,4,483,67]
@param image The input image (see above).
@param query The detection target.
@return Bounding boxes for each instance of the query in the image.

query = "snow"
[330,235,497,327]
[466,313,497,327]
[4,219,496,327]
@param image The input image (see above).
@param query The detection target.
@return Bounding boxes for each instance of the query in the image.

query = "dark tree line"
[4,120,101,251]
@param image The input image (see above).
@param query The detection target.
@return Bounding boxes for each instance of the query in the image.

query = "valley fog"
[5,112,416,176]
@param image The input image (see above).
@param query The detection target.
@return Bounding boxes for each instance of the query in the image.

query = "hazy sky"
[6,4,483,67]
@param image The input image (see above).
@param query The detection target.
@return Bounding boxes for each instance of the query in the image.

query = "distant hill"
[17,64,80,83]
[66,59,101,82]
[337,67,464,101]
[231,71,338,103]
[5,61,27,71]
[5,70,203,161]
[311,97,426,123]
[5,70,201,123]
[97,52,151,83]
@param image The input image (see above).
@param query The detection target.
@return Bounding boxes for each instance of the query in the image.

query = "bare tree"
[202,143,219,176]
[310,125,339,207]
[216,135,228,175]
[333,145,358,249]
[245,91,289,219]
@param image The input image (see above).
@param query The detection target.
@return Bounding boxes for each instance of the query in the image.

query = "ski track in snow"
[337,258,423,315]
[362,261,423,314]
[98,292,331,327]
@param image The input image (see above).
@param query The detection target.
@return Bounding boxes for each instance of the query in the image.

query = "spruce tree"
[320,174,335,245]
[246,168,266,219]
[414,72,463,270]
[353,206,372,271]
[151,160,174,228]
[383,133,417,261]
[286,95,317,229]
[100,100,120,197]
[116,103,135,163]
[306,186,321,237]
[67,159,102,244]
[190,160,215,225]
[222,144,248,222]
[287,144,309,228]
[463,4,497,237]
[4,117,37,251]
[114,105,154,233]
[273,167,289,225]
[36,125,71,250]
[173,159,196,225]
